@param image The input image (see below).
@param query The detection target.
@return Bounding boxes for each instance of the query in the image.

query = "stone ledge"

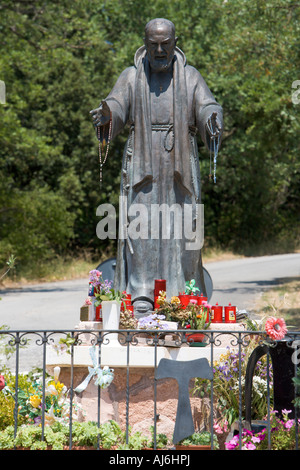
[46,343,231,370]
[46,322,245,370]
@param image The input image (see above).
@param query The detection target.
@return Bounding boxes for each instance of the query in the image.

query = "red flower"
[0,375,5,391]
[265,317,287,341]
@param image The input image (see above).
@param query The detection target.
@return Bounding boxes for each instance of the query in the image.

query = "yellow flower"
[29,395,41,409]
[48,380,65,395]
[157,291,167,305]
[171,296,180,305]
[55,381,65,394]
[218,351,231,363]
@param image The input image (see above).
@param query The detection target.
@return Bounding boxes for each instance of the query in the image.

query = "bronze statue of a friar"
[91,18,223,315]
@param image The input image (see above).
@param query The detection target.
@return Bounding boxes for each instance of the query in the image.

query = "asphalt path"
[0,252,299,330]
[0,253,299,371]
[207,252,300,310]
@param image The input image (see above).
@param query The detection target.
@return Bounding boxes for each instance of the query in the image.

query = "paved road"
[0,253,299,371]
[0,278,89,371]
[207,252,300,311]
[0,278,89,330]
[0,253,299,330]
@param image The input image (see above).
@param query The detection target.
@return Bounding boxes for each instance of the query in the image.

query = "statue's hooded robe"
[101,46,223,305]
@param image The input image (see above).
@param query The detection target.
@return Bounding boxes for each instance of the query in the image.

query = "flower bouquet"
[138,313,170,330]
[155,291,186,323]
[136,312,175,346]
[88,270,123,305]
[3,367,80,426]
[185,300,211,346]
[225,409,299,450]
[119,308,138,329]
[89,270,124,343]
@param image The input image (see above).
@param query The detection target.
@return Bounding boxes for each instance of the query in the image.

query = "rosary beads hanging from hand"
[97,114,112,188]
[206,112,221,183]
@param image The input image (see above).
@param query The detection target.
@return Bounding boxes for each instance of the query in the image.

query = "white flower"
[54,366,61,383]
[45,405,56,426]
[252,376,268,397]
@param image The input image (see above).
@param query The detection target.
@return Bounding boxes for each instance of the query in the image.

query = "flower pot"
[175,444,211,450]
[101,300,121,345]
[178,294,194,308]
[186,332,207,346]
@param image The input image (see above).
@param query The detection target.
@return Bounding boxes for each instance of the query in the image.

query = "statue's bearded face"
[144,22,177,72]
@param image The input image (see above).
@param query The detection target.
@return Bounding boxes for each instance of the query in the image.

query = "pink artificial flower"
[213,418,228,434]
[285,420,294,430]
[189,299,198,305]
[84,297,92,305]
[225,436,239,450]
[265,317,287,340]
[0,375,5,391]
[243,442,256,450]
[213,423,222,434]
[223,419,228,433]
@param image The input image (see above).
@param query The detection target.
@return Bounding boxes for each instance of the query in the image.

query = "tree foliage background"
[0,0,299,278]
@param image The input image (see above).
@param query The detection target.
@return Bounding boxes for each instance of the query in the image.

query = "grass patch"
[202,247,244,263]
[253,277,300,331]
[1,252,105,287]
[2,247,244,286]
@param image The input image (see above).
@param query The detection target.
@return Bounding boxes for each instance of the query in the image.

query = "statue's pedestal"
[46,322,245,440]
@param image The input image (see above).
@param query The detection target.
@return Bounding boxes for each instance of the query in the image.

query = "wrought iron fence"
[0,328,300,450]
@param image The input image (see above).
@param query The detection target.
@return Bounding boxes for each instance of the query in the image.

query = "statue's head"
[144,18,178,72]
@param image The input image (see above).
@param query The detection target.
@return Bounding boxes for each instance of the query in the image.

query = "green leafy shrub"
[71,421,101,448]
[179,431,219,448]
[0,420,155,450]
[0,426,15,450]
[0,370,33,430]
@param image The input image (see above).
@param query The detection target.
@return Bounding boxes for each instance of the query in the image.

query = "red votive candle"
[197,293,208,305]
[154,279,166,296]
[224,303,236,323]
[211,303,223,323]
[95,304,102,321]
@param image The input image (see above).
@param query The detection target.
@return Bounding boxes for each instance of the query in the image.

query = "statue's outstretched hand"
[206,111,222,138]
[90,100,111,127]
